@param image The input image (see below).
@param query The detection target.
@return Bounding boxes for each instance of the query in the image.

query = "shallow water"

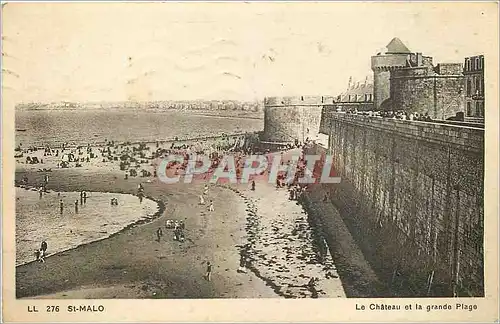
[15,187,158,266]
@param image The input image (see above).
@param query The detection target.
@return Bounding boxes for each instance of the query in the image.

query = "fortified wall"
[262,96,334,143]
[314,113,484,297]
[390,63,465,120]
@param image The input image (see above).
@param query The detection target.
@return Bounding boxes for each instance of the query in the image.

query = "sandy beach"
[14,140,364,299]
[16,166,278,298]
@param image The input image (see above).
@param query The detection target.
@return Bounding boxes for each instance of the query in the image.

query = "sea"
[14,109,263,266]
[15,109,264,147]
[15,188,159,266]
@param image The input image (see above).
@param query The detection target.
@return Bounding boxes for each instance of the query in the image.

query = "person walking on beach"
[40,241,48,259]
[74,200,79,213]
[208,200,214,212]
[251,180,255,191]
[203,184,209,195]
[35,249,41,262]
[307,277,319,298]
[199,195,205,205]
[59,199,64,214]
[37,249,45,263]
[80,191,84,205]
[38,186,43,199]
[205,261,212,281]
[156,227,163,242]
[237,256,247,273]
[83,191,87,204]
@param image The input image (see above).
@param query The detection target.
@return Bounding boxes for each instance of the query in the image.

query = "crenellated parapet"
[371,55,409,72]
[264,95,333,107]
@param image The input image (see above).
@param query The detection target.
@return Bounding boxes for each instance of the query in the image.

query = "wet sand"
[15,167,277,298]
[14,143,351,299]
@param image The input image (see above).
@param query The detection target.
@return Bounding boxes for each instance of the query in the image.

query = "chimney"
[347,76,353,90]
[417,52,423,66]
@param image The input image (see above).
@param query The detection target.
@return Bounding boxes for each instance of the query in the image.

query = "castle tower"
[371,37,412,109]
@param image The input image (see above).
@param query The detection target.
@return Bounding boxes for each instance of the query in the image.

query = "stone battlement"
[371,55,409,71]
[328,113,483,153]
[264,96,334,106]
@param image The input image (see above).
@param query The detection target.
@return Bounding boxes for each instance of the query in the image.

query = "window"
[481,102,485,117]
[467,102,472,116]
[475,78,481,95]
[467,79,472,96]
[476,102,481,116]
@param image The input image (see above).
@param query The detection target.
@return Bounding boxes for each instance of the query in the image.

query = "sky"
[1,2,498,104]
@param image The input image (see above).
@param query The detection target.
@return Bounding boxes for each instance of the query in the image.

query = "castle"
[374,38,465,120]
[262,38,484,143]
[259,38,485,298]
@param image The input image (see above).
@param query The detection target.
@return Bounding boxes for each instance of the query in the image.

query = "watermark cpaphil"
[156,153,341,185]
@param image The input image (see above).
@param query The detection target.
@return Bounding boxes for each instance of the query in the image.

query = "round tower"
[371,37,412,110]
[262,96,325,143]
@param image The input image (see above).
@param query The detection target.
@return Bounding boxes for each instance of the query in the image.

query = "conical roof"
[385,37,411,54]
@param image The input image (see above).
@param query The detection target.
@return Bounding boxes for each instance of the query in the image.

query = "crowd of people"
[157,219,186,243]
[377,110,433,121]
[19,134,315,284]
[346,109,434,121]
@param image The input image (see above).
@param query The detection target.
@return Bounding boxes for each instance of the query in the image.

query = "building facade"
[463,55,485,122]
